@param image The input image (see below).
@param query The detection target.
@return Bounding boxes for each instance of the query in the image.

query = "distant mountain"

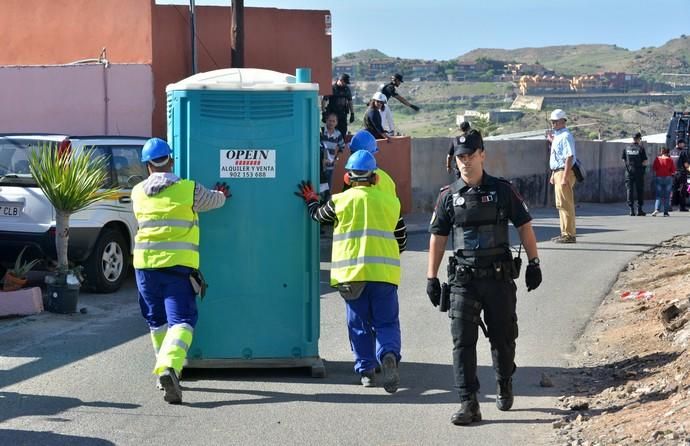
[333,36,690,81]
[334,49,390,63]
[457,36,690,79]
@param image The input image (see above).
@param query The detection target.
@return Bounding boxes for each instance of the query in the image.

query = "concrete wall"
[412,137,667,212]
[2,0,332,137]
[0,64,153,136]
[151,5,332,136]
[331,136,412,213]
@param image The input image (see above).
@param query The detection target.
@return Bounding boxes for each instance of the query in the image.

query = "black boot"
[629,208,636,216]
[496,378,514,411]
[451,394,482,425]
[637,207,646,216]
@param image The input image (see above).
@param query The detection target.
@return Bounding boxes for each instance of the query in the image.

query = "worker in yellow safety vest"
[132,137,230,404]
[296,149,407,393]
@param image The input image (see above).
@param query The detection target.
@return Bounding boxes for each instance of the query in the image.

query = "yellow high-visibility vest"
[132,179,199,269]
[330,185,401,286]
[377,168,397,196]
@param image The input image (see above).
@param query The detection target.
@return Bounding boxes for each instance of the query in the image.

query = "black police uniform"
[622,142,647,213]
[324,83,352,136]
[430,172,531,401]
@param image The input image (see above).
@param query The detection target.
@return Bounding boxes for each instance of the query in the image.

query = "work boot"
[360,370,376,387]
[159,368,182,404]
[496,378,514,411]
[381,353,400,394]
[637,208,646,216]
[451,394,482,425]
[629,208,636,216]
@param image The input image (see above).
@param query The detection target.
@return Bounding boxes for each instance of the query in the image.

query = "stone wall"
[411,137,666,212]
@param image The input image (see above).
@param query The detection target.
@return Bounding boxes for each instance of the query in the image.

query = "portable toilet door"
[166,68,324,377]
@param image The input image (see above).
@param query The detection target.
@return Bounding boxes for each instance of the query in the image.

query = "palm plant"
[28,142,119,275]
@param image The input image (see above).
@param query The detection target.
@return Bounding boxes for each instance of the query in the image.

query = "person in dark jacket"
[622,132,648,216]
[363,92,391,142]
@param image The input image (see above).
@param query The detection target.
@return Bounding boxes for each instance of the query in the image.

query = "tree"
[28,143,119,274]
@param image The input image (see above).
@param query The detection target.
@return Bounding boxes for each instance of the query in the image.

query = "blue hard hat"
[349,130,379,154]
[345,149,377,172]
[141,138,172,162]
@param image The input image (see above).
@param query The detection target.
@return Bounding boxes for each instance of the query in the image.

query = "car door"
[110,145,149,244]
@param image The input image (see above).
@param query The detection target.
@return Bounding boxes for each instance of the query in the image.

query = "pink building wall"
[0,64,153,136]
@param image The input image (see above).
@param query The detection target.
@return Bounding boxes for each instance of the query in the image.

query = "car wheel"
[84,228,130,293]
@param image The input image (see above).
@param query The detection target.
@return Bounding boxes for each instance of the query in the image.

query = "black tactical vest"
[450,180,510,267]
[624,144,643,171]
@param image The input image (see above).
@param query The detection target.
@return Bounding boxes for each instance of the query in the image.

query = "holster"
[512,257,522,279]
[189,269,208,300]
[439,283,450,312]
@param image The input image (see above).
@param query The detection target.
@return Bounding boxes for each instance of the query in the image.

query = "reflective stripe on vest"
[132,179,200,269]
[330,186,401,286]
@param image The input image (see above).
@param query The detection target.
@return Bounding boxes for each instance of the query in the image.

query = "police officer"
[671,139,689,212]
[321,73,355,137]
[425,129,542,425]
[296,150,407,393]
[623,132,648,216]
[132,138,230,404]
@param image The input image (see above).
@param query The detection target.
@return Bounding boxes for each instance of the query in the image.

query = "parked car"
[0,134,149,292]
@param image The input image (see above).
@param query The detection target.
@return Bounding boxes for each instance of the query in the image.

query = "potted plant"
[2,246,40,291]
[28,142,119,313]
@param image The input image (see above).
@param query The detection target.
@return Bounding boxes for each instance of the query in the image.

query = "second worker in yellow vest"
[296,150,407,393]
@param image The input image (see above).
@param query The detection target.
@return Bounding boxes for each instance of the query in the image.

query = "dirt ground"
[551,235,690,445]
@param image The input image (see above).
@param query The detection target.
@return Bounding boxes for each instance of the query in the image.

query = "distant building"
[519,75,572,95]
[505,63,546,79]
[452,61,489,81]
[333,61,357,80]
[410,62,440,79]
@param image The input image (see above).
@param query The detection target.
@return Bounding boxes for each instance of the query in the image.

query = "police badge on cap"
[453,130,483,156]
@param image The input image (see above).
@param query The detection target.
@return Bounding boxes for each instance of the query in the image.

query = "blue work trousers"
[135,266,198,329]
[345,282,401,374]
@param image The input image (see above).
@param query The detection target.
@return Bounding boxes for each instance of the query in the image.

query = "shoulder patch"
[439,185,450,192]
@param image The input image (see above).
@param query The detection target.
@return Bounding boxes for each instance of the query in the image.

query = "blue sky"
[156,1,690,60]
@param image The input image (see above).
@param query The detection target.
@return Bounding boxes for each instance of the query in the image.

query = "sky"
[156,0,690,60]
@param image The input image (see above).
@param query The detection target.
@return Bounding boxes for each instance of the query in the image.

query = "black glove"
[294,180,319,204]
[349,112,355,123]
[213,182,231,198]
[525,264,542,292]
[426,278,441,307]
[410,104,420,112]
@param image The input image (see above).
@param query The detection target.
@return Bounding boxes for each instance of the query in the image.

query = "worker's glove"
[349,112,355,123]
[213,182,231,198]
[410,104,420,112]
[294,180,319,204]
[426,278,441,307]
[525,263,542,292]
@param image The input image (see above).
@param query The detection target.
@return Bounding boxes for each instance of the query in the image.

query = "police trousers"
[449,278,517,400]
[625,172,645,208]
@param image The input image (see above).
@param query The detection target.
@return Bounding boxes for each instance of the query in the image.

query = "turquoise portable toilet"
[166,68,324,377]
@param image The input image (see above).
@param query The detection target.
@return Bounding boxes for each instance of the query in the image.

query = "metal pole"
[190,0,198,74]
[231,0,244,68]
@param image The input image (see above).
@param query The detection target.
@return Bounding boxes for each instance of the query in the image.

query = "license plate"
[0,203,22,217]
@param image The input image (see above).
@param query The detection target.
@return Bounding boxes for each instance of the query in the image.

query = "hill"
[334,49,390,63]
[457,36,690,79]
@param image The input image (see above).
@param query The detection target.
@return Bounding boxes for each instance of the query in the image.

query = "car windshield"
[0,138,45,186]
[0,139,111,187]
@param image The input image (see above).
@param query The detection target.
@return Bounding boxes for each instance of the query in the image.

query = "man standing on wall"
[379,73,420,135]
[548,109,577,244]
[322,73,355,137]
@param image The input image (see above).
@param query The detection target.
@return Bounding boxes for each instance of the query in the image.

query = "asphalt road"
[1,201,688,445]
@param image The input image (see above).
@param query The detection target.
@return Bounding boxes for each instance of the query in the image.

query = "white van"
[0,134,149,293]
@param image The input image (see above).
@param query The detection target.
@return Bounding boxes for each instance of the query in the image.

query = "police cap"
[453,130,484,156]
